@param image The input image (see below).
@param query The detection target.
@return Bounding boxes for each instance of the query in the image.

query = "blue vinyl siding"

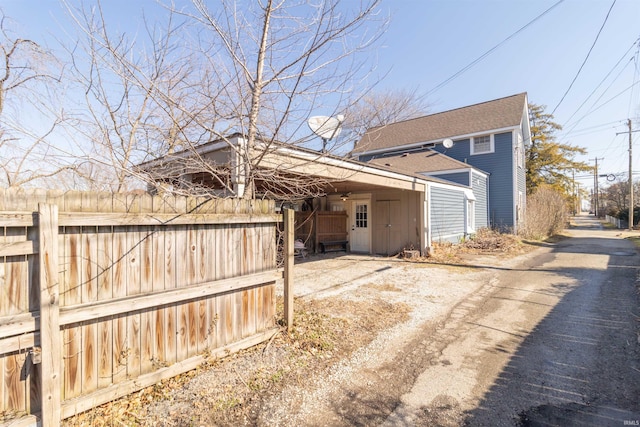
[433,131,515,230]
[431,186,466,243]
[428,171,469,186]
[472,172,488,229]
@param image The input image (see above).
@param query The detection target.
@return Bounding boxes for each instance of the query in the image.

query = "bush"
[615,207,640,226]
[461,228,521,252]
[520,186,569,240]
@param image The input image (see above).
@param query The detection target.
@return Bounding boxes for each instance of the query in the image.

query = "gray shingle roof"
[354,92,527,154]
[367,150,477,174]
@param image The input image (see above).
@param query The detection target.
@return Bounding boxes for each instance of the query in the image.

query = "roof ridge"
[366,92,527,132]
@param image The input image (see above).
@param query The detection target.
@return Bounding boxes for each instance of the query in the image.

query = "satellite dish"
[442,138,454,149]
[308,115,344,140]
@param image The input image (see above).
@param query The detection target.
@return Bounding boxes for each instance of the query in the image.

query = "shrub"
[520,186,569,240]
[461,228,521,252]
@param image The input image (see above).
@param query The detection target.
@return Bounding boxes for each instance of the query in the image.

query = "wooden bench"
[319,240,348,253]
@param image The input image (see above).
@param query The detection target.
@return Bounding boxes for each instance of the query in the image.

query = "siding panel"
[428,171,469,186]
[431,187,465,243]
[433,132,515,229]
[472,172,489,229]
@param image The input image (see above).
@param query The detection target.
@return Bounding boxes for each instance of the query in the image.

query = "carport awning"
[259,146,435,194]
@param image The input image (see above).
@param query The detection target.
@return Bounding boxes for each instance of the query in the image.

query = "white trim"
[355,126,518,157]
[471,169,490,179]
[433,232,466,241]
[464,189,476,201]
[272,145,435,188]
[470,134,495,155]
[512,130,518,232]
[421,167,471,175]
[466,199,475,234]
[423,168,490,180]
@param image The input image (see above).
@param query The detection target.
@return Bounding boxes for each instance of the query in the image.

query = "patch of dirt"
[63,296,410,427]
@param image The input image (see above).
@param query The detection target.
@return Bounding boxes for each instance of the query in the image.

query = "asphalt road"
[393,215,640,426]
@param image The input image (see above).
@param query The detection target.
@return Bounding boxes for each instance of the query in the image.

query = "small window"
[471,134,494,155]
[355,204,368,228]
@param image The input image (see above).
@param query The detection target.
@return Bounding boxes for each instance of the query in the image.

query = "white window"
[355,204,368,228]
[471,134,494,155]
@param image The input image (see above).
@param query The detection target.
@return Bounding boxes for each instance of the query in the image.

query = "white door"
[350,201,370,252]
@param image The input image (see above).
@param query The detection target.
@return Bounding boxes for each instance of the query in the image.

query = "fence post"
[283,209,294,331]
[38,203,61,427]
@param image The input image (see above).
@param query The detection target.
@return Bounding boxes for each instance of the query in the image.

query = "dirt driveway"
[65,222,640,426]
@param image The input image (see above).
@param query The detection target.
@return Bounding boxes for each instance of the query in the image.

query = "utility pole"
[628,119,633,230]
[616,120,639,230]
[590,158,603,216]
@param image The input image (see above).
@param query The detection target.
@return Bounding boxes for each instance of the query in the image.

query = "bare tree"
[343,88,430,155]
[165,0,387,199]
[62,0,386,199]
[62,3,201,192]
[0,13,71,188]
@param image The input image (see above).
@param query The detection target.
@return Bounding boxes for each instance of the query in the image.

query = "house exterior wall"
[427,171,470,186]
[472,171,489,230]
[515,128,527,228]
[432,131,515,230]
[430,186,466,243]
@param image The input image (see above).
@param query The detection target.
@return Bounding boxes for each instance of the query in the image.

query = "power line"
[627,40,640,118]
[550,0,617,116]
[563,59,635,132]
[425,0,566,96]
[561,39,637,129]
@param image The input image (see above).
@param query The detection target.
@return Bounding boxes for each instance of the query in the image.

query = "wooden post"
[38,203,61,427]
[283,209,294,331]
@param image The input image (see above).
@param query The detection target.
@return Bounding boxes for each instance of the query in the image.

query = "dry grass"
[408,228,526,267]
[62,296,410,427]
[459,228,523,253]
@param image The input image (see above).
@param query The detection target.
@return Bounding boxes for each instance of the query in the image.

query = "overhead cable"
[550,0,617,116]
[424,0,566,96]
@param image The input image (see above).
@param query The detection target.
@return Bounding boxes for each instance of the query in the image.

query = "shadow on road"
[463,234,640,426]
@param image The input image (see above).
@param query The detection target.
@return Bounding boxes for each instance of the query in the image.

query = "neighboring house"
[367,150,489,241]
[141,133,487,255]
[354,93,531,234]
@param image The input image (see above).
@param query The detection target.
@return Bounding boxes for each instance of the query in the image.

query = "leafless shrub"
[520,186,569,240]
[461,228,521,252]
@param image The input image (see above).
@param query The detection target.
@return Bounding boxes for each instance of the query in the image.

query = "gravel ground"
[63,249,534,426]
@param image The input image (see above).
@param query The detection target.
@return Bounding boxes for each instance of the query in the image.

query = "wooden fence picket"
[0,190,283,427]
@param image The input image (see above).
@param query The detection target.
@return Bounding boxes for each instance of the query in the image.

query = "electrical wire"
[627,40,640,118]
[563,57,634,133]
[425,0,566,97]
[550,0,617,116]
[561,39,637,129]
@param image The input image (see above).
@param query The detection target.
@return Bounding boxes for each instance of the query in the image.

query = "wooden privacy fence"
[0,190,288,427]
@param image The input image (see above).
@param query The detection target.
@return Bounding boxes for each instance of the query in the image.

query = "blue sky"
[2,0,639,192]
[377,0,640,192]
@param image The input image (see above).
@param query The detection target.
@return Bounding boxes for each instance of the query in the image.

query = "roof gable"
[355,93,527,154]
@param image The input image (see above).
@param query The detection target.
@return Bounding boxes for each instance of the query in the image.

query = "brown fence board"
[0,189,282,426]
